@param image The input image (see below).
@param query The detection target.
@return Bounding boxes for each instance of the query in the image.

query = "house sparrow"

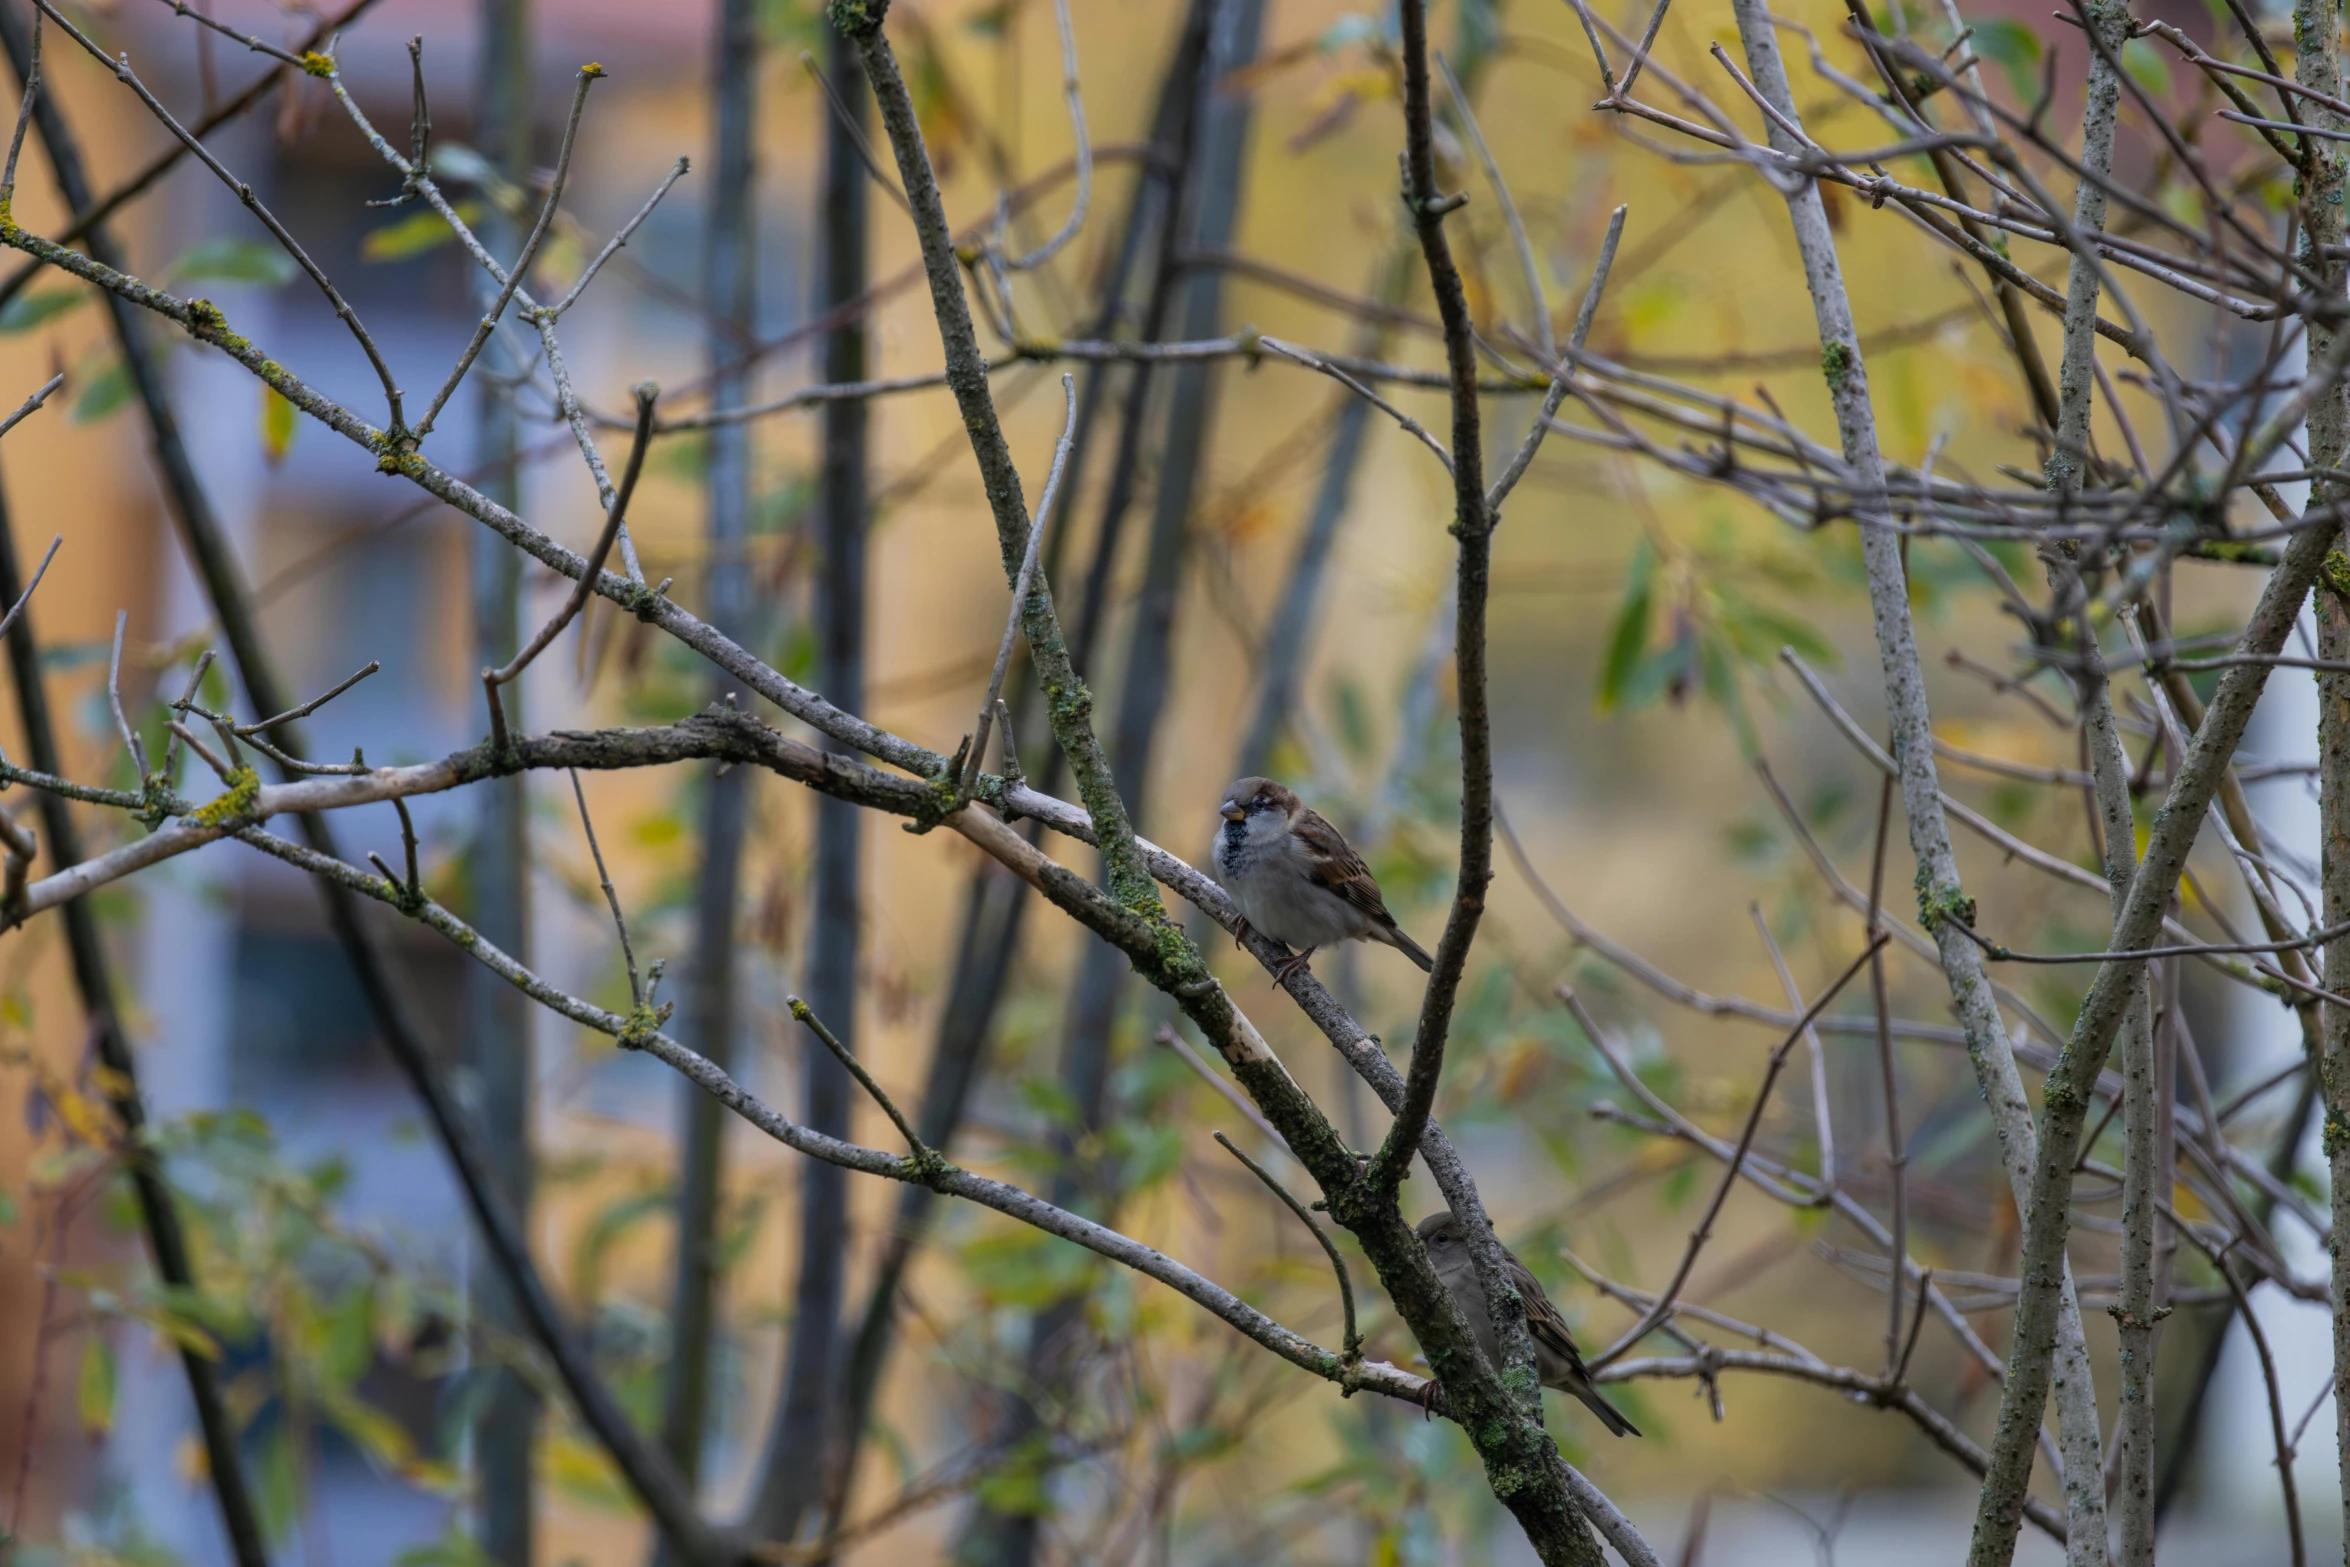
[1416,1213,1640,1438]
[1211,776,1433,982]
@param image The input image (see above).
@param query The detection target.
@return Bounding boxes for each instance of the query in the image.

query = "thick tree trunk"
[2301,0,2350,1537]
[660,0,759,1498]
[745,23,867,1548]
[470,3,538,1557]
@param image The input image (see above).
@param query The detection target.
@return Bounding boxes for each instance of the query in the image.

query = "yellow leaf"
[51,1083,113,1145]
[1498,1037,1546,1100]
[1213,500,1280,546]
[546,1431,631,1510]
[1304,64,1394,117]
[262,384,296,466]
[360,200,480,263]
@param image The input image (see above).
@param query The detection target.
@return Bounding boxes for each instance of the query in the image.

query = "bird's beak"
[1220,802,1246,822]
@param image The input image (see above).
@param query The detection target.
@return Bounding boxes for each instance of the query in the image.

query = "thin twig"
[0,372,63,443]
[549,155,692,317]
[418,63,604,438]
[0,5,36,199]
[1488,204,1627,513]
[1436,50,1549,358]
[1753,906,1835,1192]
[482,383,659,744]
[569,769,643,1007]
[797,50,909,215]
[1156,1023,1280,1144]
[240,660,379,735]
[787,994,931,1164]
[1587,935,1887,1368]
[1211,1130,1360,1363]
[961,374,1077,800]
[106,611,149,780]
[1865,768,1907,1378]
[29,0,407,431]
[999,0,1090,271]
[1949,916,2350,965]
[0,530,58,650]
[148,0,308,68]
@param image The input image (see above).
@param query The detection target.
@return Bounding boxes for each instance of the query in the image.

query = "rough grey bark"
[470,2,537,1556]
[2074,606,2158,1565]
[745,24,867,1547]
[1722,0,2113,1552]
[2299,0,2350,1538]
[2038,6,2142,1557]
[1971,522,2333,1565]
[2041,0,2131,496]
[0,484,271,1567]
[660,0,758,1497]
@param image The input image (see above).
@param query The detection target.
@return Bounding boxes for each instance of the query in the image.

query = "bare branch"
[417,63,603,440]
[482,383,658,746]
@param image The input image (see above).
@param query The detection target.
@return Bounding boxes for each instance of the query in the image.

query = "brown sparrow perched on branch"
[1417,1213,1641,1438]
[1211,776,1434,982]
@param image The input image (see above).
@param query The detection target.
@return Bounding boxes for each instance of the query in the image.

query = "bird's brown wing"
[1292,807,1398,925]
[1509,1255,1592,1373]
[1512,1253,1641,1437]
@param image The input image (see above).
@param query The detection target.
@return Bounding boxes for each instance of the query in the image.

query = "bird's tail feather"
[1383,923,1435,972]
[1577,1385,1641,1438]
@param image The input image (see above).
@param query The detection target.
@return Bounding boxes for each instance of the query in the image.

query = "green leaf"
[1660,1157,1699,1210]
[1726,603,1837,667]
[2122,37,2170,98]
[1970,18,2044,102]
[71,356,134,424]
[1595,538,1656,712]
[715,1192,768,1274]
[321,1388,419,1472]
[757,0,828,53]
[261,383,297,465]
[570,1185,671,1301]
[317,1281,376,1388]
[631,810,686,848]
[167,237,298,288]
[78,1332,116,1435]
[257,1424,303,1539]
[0,287,87,333]
[395,1531,499,1567]
[1332,675,1373,761]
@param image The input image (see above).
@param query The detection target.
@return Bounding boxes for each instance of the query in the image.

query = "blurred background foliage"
[0,0,2305,1560]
